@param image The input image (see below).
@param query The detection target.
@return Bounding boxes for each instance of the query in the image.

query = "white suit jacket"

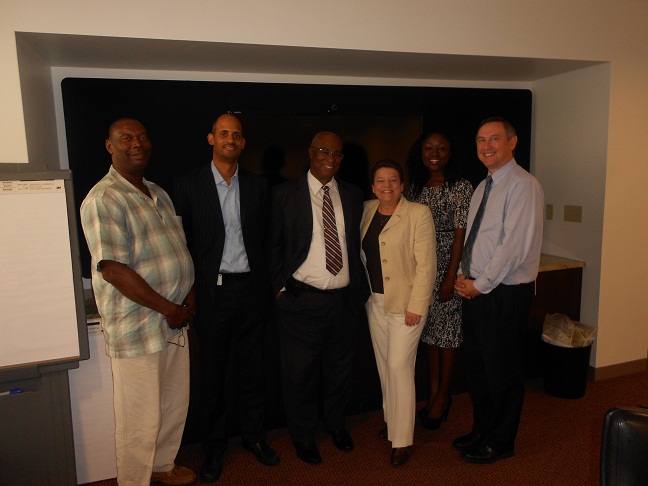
[360,196,436,316]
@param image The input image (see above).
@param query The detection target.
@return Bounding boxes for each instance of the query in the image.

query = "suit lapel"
[381,197,405,233]
[296,174,313,231]
[337,179,355,245]
[238,168,250,228]
[361,200,378,240]
[200,163,225,236]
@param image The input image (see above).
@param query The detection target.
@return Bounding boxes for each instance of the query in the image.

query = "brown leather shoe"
[151,465,196,485]
[391,447,411,466]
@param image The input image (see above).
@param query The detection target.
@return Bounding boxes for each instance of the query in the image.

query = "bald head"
[108,118,145,139]
[308,131,344,185]
[211,114,242,134]
[208,113,246,166]
[105,118,152,179]
[311,131,341,147]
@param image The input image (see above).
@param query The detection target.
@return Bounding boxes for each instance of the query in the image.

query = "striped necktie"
[322,186,343,275]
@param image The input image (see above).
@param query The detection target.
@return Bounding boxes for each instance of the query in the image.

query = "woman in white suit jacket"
[360,158,436,466]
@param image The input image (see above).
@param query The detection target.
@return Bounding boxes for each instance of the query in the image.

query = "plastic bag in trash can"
[541,313,597,348]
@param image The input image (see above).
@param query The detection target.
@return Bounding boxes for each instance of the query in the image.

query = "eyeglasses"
[167,329,185,347]
[119,134,149,143]
[311,146,344,160]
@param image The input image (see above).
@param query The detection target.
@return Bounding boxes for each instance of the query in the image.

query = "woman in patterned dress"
[407,128,473,429]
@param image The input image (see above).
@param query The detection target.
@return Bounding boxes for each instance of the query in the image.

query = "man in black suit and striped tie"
[269,131,370,465]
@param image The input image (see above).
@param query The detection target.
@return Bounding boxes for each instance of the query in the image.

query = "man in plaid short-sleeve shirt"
[81,118,196,486]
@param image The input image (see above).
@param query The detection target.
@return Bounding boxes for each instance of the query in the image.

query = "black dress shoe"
[200,454,223,483]
[452,432,483,452]
[461,443,514,464]
[327,428,354,452]
[378,426,388,439]
[293,441,322,464]
[391,447,411,466]
[242,440,280,466]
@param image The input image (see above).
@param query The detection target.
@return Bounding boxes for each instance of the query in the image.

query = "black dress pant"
[276,281,358,443]
[461,282,533,452]
[196,274,266,458]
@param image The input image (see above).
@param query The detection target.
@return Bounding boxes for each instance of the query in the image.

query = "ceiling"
[17,32,603,82]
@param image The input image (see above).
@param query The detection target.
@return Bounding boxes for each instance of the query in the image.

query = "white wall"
[2,0,648,371]
[533,63,611,365]
[598,54,648,368]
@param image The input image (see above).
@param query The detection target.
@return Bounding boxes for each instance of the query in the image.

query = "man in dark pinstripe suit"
[173,114,278,482]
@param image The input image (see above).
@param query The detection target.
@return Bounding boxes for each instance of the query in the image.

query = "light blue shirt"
[211,163,250,273]
[460,159,544,294]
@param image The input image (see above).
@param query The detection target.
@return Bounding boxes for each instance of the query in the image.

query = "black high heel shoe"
[419,396,452,430]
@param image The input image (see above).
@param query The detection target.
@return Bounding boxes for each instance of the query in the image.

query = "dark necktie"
[322,186,343,275]
[461,175,493,278]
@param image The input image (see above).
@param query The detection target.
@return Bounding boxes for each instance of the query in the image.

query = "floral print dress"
[411,179,472,348]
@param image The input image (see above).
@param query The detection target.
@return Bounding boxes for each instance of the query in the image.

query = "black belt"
[500,281,534,288]
[219,272,251,281]
[286,277,346,295]
[463,276,534,288]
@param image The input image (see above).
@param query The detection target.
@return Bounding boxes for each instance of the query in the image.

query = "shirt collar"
[211,162,239,186]
[109,165,153,198]
[307,170,338,196]
[490,157,517,184]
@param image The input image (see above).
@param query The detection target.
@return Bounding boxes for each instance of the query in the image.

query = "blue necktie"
[461,175,492,278]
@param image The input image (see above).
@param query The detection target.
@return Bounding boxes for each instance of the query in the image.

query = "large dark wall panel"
[62,79,531,439]
[62,78,531,278]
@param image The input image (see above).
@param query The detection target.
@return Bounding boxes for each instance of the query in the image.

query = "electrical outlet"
[564,205,582,223]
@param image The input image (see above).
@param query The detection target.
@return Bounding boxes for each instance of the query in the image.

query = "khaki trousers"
[366,293,426,448]
[110,340,190,486]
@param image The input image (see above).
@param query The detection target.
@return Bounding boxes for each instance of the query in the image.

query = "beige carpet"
[85,371,648,485]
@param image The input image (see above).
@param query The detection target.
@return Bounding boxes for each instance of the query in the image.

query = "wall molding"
[590,358,647,381]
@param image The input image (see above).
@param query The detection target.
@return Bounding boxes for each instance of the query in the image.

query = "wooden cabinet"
[525,263,583,379]
[433,254,585,395]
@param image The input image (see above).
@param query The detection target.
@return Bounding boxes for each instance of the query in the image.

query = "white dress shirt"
[293,170,350,289]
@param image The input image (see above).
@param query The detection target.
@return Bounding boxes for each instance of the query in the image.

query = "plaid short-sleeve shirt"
[81,166,194,358]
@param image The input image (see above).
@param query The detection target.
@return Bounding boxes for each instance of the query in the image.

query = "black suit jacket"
[269,173,370,305]
[173,163,274,322]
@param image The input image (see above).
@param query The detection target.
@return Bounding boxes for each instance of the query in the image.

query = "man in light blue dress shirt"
[454,117,544,464]
[173,114,279,482]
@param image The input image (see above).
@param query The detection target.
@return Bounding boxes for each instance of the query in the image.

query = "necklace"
[378,212,391,227]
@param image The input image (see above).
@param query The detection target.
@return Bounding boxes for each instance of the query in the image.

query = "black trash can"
[541,340,592,399]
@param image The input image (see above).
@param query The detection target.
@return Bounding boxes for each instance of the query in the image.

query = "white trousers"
[366,293,426,448]
[110,340,190,486]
